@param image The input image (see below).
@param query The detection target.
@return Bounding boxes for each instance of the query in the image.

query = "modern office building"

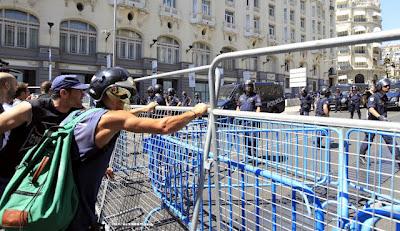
[335,0,383,84]
[0,0,335,101]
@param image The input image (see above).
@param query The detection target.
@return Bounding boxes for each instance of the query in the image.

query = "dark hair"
[40,81,52,94]
[15,82,28,97]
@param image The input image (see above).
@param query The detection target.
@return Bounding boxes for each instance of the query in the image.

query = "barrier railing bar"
[133,65,211,82]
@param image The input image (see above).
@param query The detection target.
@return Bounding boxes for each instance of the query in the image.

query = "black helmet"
[376,78,391,91]
[167,87,176,96]
[194,92,199,97]
[89,67,136,102]
[300,87,308,96]
[147,86,154,94]
[154,84,163,94]
[320,86,331,97]
[244,79,255,95]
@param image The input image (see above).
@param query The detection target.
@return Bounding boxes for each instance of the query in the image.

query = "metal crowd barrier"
[95,29,400,231]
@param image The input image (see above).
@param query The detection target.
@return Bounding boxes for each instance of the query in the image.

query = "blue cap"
[50,75,89,92]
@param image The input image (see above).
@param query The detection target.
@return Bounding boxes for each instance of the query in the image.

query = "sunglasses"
[383,85,390,88]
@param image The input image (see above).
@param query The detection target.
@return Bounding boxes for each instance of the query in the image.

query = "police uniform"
[146,95,155,104]
[300,94,312,116]
[154,93,166,106]
[237,92,262,112]
[348,92,361,119]
[167,95,180,106]
[315,97,330,117]
[359,92,400,160]
[181,95,191,106]
[334,92,342,112]
[237,92,262,157]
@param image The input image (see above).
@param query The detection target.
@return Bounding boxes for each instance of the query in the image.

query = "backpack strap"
[61,108,104,130]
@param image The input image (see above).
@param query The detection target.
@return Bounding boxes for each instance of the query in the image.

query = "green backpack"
[0,108,100,231]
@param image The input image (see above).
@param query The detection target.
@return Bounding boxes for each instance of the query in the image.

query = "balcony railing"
[223,22,237,33]
[244,28,261,38]
[160,5,179,18]
[190,13,215,27]
[108,0,146,10]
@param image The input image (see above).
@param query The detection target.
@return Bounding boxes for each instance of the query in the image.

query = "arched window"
[116,29,142,60]
[60,20,96,55]
[157,36,180,64]
[192,42,211,66]
[220,47,235,70]
[0,9,39,48]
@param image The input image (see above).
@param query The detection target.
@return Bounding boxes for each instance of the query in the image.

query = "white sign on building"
[289,67,307,88]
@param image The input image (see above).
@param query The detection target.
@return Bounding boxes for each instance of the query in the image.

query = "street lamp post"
[48,22,54,81]
[112,0,117,67]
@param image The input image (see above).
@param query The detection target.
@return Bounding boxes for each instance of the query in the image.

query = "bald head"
[0,72,17,104]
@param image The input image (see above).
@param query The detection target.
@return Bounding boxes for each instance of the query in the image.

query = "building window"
[163,0,176,8]
[254,0,259,8]
[202,0,211,16]
[290,10,295,22]
[290,29,295,41]
[60,20,97,55]
[312,20,316,33]
[300,17,305,29]
[116,30,142,60]
[192,42,211,66]
[300,1,305,11]
[157,36,180,64]
[225,11,234,24]
[269,25,275,37]
[301,34,306,42]
[337,15,349,21]
[220,47,235,70]
[244,57,257,71]
[354,46,366,54]
[337,31,348,37]
[283,8,287,23]
[254,16,260,33]
[0,9,39,49]
[269,5,275,17]
[354,15,366,22]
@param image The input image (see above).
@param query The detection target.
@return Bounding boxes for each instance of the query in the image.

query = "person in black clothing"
[38,80,52,99]
[166,87,181,106]
[359,78,400,166]
[0,75,88,196]
[194,92,202,104]
[181,91,192,106]
[348,85,362,119]
[153,84,166,106]
[299,87,312,116]
[146,86,155,104]
[334,88,342,112]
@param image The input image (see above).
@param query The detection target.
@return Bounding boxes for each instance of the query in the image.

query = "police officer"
[359,78,400,166]
[299,87,312,116]
[146,86,155,104]
[153,84,166,106]
[237,80,261,112]
[194,92,202,104]
[166,87,181,106]
[315,87,331,148]
[348,85,361,119]
[181,91,192,106]
[237,80,261,159]
[334,88,342,112]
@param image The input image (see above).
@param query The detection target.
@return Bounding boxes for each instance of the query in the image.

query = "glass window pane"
[79,35,87,54]
[60,21,68,28]
[70,34,77,53]
[60,33,67,52]
[5,24,15,47]
[128,43,135,59]
[28,15,39,24]
[136,43,141,59]
[29,28,38,48]
[69,21,87,31]
[120,41,126,58]
[89,37,96,55]
[5,10,27,21]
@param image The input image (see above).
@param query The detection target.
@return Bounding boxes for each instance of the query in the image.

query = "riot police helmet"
[300,87,308,97]
[147,86,154,94]
[154,84,163,94]
[167,87,176,96]
[376,78,391,91]
[89,67,136,102]
[320,86,331,97]
[244,79,255,95]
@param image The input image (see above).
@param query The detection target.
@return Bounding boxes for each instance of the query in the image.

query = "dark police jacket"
[300,94,313,112]
[367,91,387,120]
[237,93,262,111]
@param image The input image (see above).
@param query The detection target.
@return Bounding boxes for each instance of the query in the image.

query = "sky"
[381,1,399,31]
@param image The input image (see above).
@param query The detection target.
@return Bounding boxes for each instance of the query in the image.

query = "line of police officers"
[145,84,202,106]
[300,78,399,167]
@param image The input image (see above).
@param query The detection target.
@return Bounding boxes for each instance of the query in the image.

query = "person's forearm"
[156,110,197,134]
[368,108,380,118]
